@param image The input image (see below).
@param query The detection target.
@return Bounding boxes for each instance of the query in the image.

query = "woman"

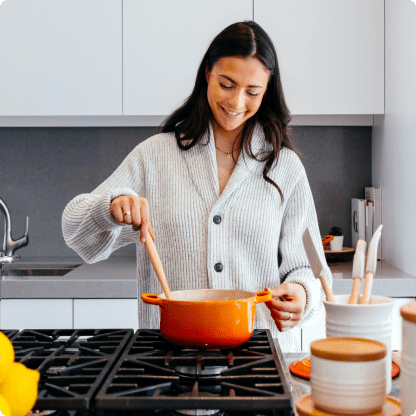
[62,21,332,352]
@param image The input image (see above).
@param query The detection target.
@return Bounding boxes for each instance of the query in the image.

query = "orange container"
[141,288,273,349]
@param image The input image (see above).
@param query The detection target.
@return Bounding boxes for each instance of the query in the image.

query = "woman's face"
[206,56,269,135]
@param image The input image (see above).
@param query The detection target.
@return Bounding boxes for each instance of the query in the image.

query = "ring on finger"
[123,211,131,217]
[286,312,292,321]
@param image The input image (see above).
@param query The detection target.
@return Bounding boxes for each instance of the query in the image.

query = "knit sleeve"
[61,145,144,264]
[278,164,333,328]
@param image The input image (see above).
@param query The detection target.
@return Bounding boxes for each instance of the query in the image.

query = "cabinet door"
[123,0,252,116]
[391,298,415,351]
[255,0,384,114]
[301,313,326,353]
[0,299,72,330]
[0,0,122,116]
[74,299,138,331]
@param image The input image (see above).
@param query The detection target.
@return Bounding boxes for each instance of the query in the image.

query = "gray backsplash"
[0,125,371,259]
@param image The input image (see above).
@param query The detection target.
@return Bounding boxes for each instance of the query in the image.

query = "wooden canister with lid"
[400,302,416,416]
[310,337,387,415]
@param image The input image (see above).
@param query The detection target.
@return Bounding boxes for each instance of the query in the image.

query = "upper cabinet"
[123,0,253,116]
[0,0,122,116]
[254,0,384,114]
[0,0,384,124]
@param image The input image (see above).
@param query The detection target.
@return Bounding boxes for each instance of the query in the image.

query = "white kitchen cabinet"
[0,0,122,116]
[0,299,72,330]
[301,297,415,352]
[287,326,302,353]
[391,298,414,351]
[74,299,138,331]
[123,0,253,116]
[301,313,326,353]
[254,0,384,115]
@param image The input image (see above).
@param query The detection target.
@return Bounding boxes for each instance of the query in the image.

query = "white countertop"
[1,257,415,299]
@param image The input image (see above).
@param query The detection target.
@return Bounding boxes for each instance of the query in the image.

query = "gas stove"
[4,329,293,416]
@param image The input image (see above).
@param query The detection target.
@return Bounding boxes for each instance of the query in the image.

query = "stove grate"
[94,329,292,415]
[1,328,19,340]
[9,328,134,411]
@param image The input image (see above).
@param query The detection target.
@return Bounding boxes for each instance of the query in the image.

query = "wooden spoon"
[143,230,173,300]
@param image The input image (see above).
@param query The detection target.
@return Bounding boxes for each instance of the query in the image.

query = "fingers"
[270,307,299,332]
[110,196,155,242]
[268,282,297,300]
[267,300,301,331]
[265,283,306,332]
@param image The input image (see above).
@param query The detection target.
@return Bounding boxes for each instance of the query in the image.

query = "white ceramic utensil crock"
[400,301,416,416]
[323,294,394,394]
[310,337,387,415]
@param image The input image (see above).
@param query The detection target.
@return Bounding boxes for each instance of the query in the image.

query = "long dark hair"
[160,21,299,201]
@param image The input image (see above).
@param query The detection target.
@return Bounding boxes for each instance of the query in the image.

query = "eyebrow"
[219,75,263,89]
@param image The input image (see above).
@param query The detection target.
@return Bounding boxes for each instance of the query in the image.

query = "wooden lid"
[311,337,386,362]
[400,302,416,323]
[295,394,401,416]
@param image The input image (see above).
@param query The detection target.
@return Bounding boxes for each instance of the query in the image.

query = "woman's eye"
[220,83,258,97]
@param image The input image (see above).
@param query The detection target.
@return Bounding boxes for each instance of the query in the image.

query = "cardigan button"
[213,215,222,224]
[214,263,223,272]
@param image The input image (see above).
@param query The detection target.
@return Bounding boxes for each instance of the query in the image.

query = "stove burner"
[173,393,223,416]
[173,408,223,416]
[175,364,227,377]
[45,366,67,375]
[174,351,228,378]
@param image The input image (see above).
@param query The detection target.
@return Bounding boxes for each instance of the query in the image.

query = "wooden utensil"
[143,230,173,300]
[349,239,367,304]
[302,227,335,303]
[361,224,383,305]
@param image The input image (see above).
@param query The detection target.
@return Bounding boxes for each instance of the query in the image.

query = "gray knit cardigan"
[62,123,332,352]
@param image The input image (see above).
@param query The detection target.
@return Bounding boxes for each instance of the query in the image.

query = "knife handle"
[349,278,361,304]
[319,274,335,303]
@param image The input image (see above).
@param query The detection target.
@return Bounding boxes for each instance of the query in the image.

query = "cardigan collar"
[182,121,267,210]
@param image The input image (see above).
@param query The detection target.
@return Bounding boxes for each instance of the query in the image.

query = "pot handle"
[254,288,273,304]
[141,293,165,307]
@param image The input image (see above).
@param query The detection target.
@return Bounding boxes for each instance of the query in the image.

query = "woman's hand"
[110,196,155,243]
[265,283,306,332]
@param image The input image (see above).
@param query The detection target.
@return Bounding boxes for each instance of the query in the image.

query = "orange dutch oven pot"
[141,288,273,349]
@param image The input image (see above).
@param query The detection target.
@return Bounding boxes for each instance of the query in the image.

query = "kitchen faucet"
[0,197,29,267]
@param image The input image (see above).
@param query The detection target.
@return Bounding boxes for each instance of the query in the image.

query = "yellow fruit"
[0,332,14,384]
[0,362,40,416]
[0,394,11,416]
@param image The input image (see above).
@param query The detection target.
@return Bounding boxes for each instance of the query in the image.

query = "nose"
[228,89,245,110]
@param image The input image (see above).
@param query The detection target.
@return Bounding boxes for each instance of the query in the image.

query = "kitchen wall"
[0,125,371,259]
[372,0,416,276]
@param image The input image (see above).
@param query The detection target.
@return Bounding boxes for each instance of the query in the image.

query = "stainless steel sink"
[1,263,82,279]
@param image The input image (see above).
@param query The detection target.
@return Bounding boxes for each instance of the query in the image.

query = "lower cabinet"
[0,298,138,331]
[74,299,138,331]
[1,299,72,330]
[301,297,415,352]
[301,315,326,353]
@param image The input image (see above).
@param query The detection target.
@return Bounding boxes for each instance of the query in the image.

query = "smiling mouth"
[220,106,243,117]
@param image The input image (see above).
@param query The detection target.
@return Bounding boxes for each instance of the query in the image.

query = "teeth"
[223,107,239,116]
